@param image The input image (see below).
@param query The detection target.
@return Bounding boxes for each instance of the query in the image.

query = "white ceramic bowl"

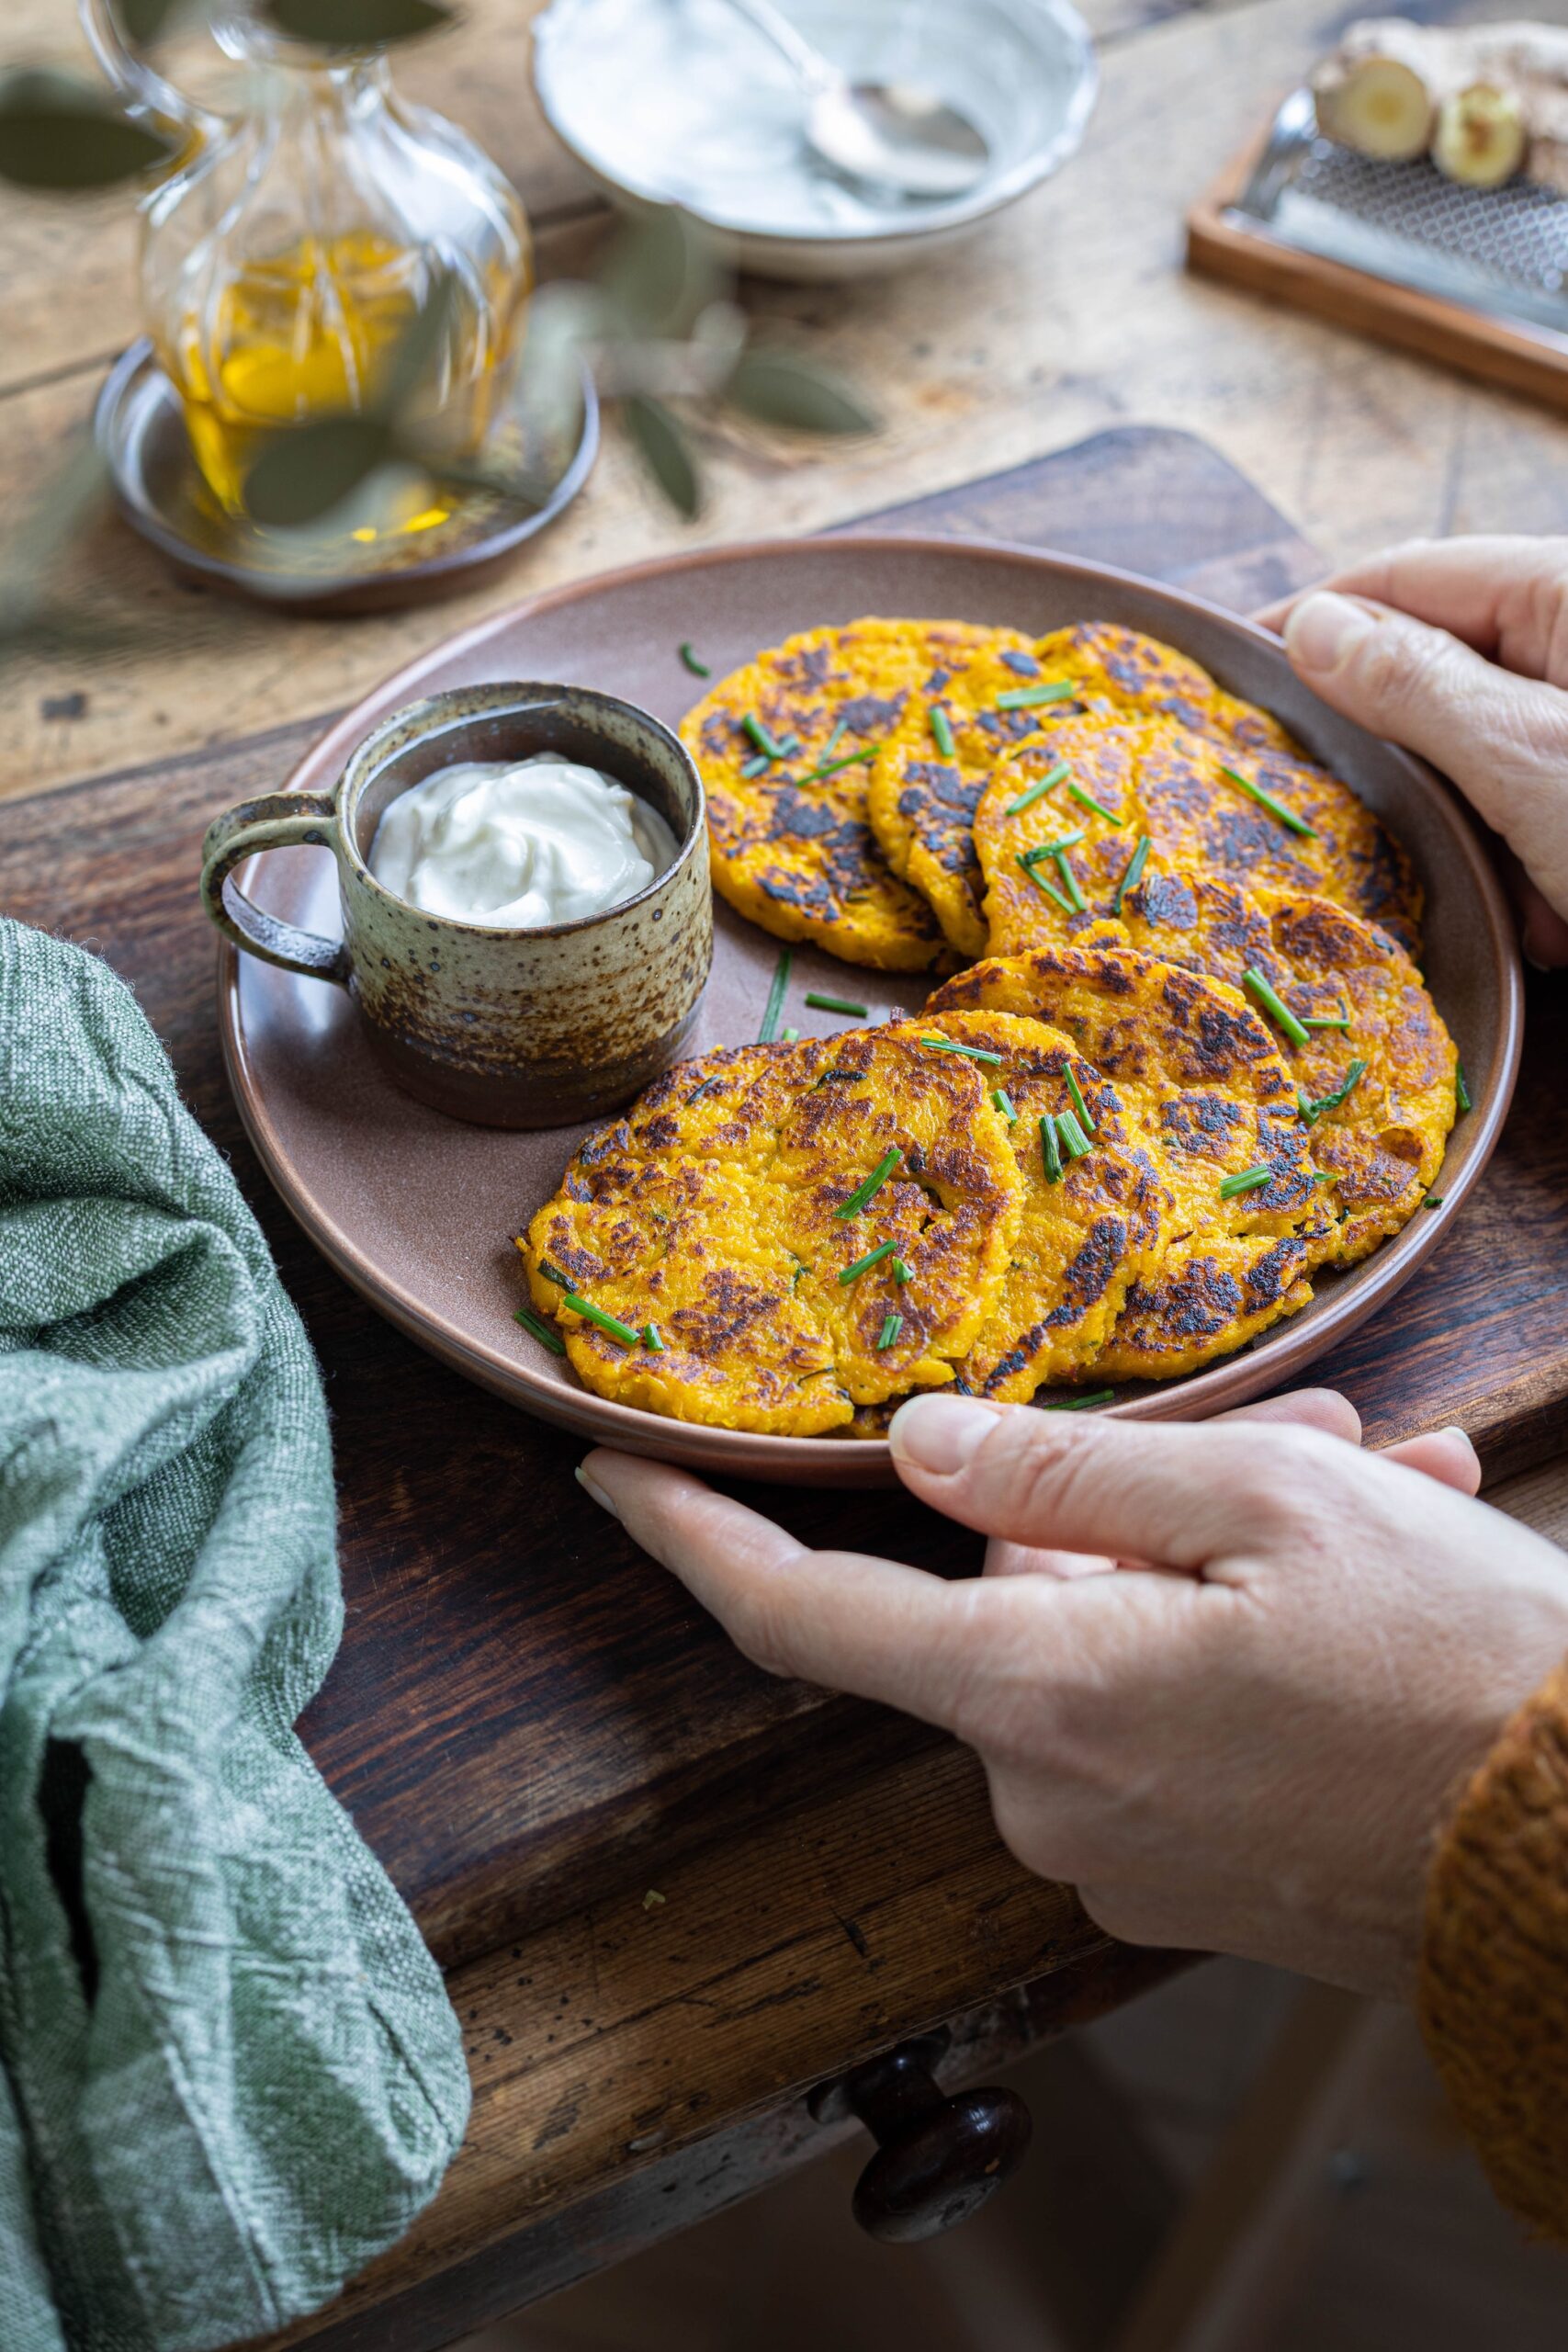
[532,0,1098,280]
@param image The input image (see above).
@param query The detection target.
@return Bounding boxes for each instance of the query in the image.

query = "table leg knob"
[811,2033,1032,2244]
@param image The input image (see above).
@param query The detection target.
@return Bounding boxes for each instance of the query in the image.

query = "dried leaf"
[0,71,176,190]
[263,0,456,47]
[623,394,701,520]
[379,266,460,414]
[243,413,398,526]
[599,206,721,342]
[726,349,875,436]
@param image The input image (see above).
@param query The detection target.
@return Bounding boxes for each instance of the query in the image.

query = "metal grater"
[1231,88,1568,338]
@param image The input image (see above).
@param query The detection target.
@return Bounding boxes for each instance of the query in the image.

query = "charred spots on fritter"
[639,1113,681,1150]
[1159,1091,1245,1156]
[1000,650,1041,677]
[1141,735,1222,822]
[1241,1236,1305,1311]
[839,691,906,736]
[977,706,1061,745]
[1055,1216,1128,1315]
[1348,824,1422,950]
[775,644,833,689]
[1133,872,1200,932]
[1138,1258,1243,1341]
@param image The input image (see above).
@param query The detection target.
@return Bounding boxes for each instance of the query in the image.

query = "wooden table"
[4,4,1568,2346]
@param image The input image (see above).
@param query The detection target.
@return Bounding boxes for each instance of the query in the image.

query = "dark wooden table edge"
[257,1942,1190,2352]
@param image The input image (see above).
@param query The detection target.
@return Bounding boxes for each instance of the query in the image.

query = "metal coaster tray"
[1188,88,1568,411]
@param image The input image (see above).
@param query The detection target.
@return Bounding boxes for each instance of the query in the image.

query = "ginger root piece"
[1312,21,1456,160]
[1433,79,1529,186]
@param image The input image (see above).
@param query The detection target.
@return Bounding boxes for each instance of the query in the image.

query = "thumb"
[1283,591,1568,933]
[887,1393,1325,1571]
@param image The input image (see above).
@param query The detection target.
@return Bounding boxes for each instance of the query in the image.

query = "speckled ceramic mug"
[199,681,713,1128]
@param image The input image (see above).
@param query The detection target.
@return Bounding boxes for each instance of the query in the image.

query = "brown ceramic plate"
[219,535,1523,1486]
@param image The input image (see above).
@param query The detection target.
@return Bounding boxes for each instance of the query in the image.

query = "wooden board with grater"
[1188,86,1568,408]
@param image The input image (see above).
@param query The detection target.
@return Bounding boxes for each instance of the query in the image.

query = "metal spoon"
[719,0,991,201]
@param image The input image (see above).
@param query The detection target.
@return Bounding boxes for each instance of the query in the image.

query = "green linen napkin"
[0,918,469,2351]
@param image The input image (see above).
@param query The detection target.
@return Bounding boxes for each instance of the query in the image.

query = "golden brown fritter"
[519,1027,1023,1430]
[918,1008,1175,1399]
[865,633,1063,959]
[1071,880,1456,1263]
[975,713,1423,959]
[928,944,1330,1381]
[866,624,1304,958]
[682,618,1005,973]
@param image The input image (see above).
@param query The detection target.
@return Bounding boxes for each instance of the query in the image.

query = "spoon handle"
[719,0,838,93]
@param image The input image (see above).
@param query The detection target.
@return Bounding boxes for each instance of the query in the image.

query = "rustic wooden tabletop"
[3,2,1567,2346]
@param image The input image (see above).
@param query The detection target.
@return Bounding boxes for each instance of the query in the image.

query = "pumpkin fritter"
[866,625,1304,958]
[519,1028,1023,1430]
[682,618,1005,972]
[1073,881,1457,1265]
[863,631,1047,959]
[919,1008,1174,1399]
[976,714,1423,960]
[928,945,1331,1381]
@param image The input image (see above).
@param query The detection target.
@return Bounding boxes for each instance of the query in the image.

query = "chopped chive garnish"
[782,1026,800,1042]
[1218,1164,1273,1200]
[1302,1014,1351,1032]
[1299,1058,1367,1127]
[892,1255,912,1284]
[1040,1113,1064,1182]
[823,718,847,760]
[1018,855,1075,914]
[1219,762,1318,839]
[1065,1062,1096,1135]
[679,640,711,677]
[1066,779,1120,822]
[758,945,793,1043]
[687,1076,723,1103]
[1046,1388,1114,1409]
[740,753,770,778]
[840,1238,898,1284]
[876,1311,904,1351]
[514,1307,567,1356]
[1313,1170,1335,1184]
[1424,1193,1445,1208]
[930,706,956,759]
[564,1293,642,1348]
[1057,1108,1092,1159]
[743,711,784,759]
[1456,1061,1472,1114]
[803,744,878,782]
[1112,834,1151,915]
[835,1147,902,1220]
[919,1034,1004,1065]
[1020,829,1086,864]
[643,1321,665,1352]
[992,1087,1018,1125]
[1053,849,1087,913]
[1244,967,1310,1049]
[806,990,869,1017]
[537,1258,571,1290]
[997,681,1076,709]
[1005,762,1071,816]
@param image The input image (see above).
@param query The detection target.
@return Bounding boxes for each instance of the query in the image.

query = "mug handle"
[199,791,351,983]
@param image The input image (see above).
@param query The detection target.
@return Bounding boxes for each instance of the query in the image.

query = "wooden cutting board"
[5,424,1565,1979]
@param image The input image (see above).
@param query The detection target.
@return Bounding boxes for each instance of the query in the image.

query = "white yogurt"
[370,753,679,930]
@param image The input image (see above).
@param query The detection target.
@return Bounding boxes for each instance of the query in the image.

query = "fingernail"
[888,1393,998,1475]
[1285,591,1376,674]
[575,1463,620,1519]
[1438,1424,1480,1468]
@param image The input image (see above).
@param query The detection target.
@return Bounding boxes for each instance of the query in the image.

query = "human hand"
[1258,536,1568,967]
[578,1390,1568,2001]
